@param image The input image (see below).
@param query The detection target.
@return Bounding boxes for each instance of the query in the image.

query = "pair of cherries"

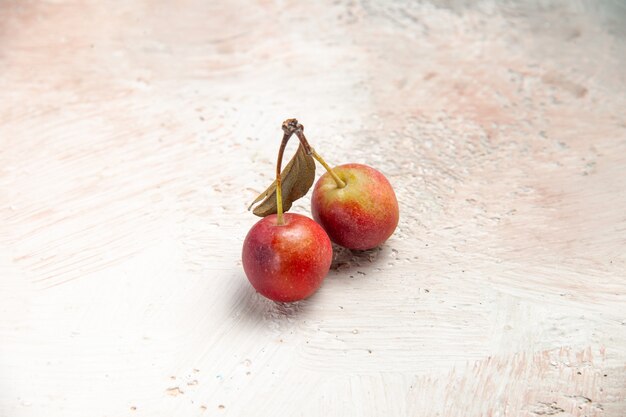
[242,120,399,302]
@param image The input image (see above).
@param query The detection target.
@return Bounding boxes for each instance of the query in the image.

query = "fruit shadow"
[329,243,388,278]
[230,273,311,324]
[231,244,388,324]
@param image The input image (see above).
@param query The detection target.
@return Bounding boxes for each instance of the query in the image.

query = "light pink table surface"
[1,1,625,416]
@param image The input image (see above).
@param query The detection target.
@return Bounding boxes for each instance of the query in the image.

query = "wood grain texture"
[1,1,625,416]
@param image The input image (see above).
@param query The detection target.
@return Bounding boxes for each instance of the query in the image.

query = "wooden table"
[1,1,625,416]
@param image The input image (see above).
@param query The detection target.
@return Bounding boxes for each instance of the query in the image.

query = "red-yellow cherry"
[312,163,399,250]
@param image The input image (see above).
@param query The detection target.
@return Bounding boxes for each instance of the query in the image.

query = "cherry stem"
[282,119,346,189]
[276,125,296,226]
[310,149,346,188]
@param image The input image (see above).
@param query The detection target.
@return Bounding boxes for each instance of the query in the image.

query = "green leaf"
[248,143,316,217]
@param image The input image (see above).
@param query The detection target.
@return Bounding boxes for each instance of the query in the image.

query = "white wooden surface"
[1,1,625,416]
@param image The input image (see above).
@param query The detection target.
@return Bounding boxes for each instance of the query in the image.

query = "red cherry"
[242,213,332,302]
[312,163,399,250]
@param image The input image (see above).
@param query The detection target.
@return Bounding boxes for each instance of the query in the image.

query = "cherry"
[312,163,399,250]
[286,122,399,251]
[243,121,332,302]
[242,213,332,302]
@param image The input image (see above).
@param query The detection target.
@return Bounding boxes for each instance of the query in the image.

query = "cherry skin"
[311,163,399,250]
[242,213,333,302]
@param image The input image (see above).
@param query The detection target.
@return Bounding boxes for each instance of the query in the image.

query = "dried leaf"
[249,143,316,217]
